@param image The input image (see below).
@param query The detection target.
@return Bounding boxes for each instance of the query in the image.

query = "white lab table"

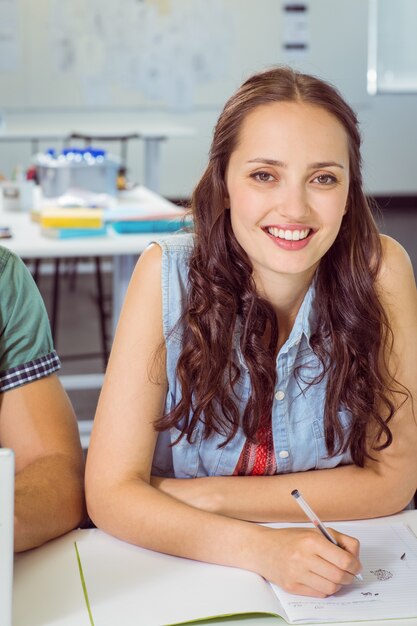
[0,185,178,329]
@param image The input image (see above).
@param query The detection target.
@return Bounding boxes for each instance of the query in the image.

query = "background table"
[0,123,194,193]
[0,185,179,333]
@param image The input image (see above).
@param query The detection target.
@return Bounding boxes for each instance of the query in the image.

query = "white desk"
[12,511,417,626]
[0,123,194,192]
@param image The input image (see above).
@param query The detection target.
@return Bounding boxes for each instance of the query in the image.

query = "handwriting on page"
[361,592,379,596]
[370,568,393,581]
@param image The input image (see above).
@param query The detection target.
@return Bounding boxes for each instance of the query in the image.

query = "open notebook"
[70,521,417,625]
[0,449,14,626]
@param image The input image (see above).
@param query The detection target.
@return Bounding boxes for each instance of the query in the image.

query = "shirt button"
[279,450,289,459]
[275,390,285,401]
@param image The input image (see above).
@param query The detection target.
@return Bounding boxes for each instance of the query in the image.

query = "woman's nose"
[276,186,310,222]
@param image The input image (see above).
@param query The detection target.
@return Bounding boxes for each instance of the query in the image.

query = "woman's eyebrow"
[247,158,345,169]
[247,158,287,167]
[309,161,345,169]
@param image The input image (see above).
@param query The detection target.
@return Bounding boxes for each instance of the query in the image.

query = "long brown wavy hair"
[155,66,403,466]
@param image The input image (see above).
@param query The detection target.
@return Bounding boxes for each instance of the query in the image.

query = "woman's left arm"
[152,236,417,522]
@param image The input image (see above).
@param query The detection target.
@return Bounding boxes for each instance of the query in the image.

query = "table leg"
[94,257,109,367]
[143,137,165,193]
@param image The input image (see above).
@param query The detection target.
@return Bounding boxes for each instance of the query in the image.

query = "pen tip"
[291,489,299,497]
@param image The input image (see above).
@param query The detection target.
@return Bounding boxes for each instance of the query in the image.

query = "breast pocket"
[312,410,353,469]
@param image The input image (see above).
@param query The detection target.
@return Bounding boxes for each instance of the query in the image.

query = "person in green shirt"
[0,246,85,552]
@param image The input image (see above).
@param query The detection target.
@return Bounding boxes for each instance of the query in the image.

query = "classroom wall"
[1,0,417,199]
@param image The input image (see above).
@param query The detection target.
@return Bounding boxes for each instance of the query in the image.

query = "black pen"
[291,489,364,582]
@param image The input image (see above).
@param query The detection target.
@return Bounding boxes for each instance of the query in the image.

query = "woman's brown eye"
[254,172,273,182]
[316,174,336,184]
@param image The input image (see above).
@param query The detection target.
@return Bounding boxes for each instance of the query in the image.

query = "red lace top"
[234,421,277,476]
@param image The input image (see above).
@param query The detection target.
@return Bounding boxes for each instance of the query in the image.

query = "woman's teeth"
[267,227,311,241]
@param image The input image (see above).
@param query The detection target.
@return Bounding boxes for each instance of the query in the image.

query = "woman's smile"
[262,224,316,250]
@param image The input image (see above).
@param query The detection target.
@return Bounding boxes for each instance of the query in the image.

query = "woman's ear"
[224,197,230,209]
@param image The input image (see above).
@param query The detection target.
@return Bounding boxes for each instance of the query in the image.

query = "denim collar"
[281,280,316,353]
[232,280,316,370]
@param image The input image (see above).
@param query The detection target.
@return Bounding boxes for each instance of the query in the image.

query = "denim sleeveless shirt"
[152,233,353,478]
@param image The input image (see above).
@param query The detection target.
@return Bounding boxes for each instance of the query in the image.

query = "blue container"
[35,148,120,198]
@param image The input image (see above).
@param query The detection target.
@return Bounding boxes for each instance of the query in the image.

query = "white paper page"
[270,523,417,624]
[76,529,282,626]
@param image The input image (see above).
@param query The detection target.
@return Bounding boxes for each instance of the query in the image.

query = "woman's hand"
[250,526,362,597]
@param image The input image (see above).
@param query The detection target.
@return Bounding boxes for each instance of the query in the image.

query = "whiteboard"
[0,0,289,112]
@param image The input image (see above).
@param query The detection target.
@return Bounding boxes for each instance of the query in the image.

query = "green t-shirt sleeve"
[0,247,61,392]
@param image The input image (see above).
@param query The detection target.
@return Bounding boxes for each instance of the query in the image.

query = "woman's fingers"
[304,554,357,591]
[331,528,361,557]
[327,528,362,576]
[257,527,362,597]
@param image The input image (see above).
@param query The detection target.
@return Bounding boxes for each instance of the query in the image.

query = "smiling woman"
[85,66,417,599]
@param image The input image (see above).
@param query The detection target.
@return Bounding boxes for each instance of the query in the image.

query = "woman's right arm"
[85,243,361,597]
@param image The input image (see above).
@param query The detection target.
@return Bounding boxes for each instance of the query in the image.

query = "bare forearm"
[88,478,260,573]
[153,463,414,523]
[14,454,85,552]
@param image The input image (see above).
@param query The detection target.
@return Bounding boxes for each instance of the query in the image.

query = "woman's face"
[225,101,350,286]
